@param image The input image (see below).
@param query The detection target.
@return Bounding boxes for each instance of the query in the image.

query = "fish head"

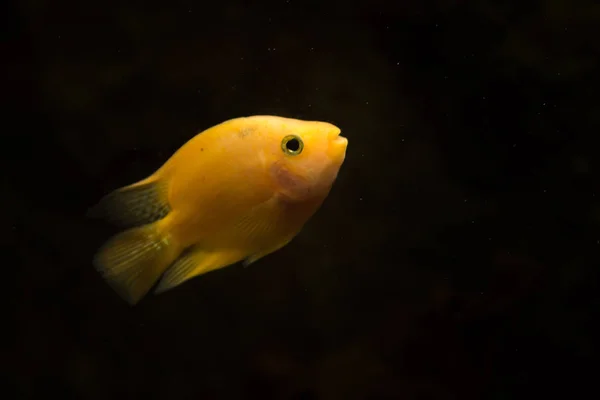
[263,117,348,203]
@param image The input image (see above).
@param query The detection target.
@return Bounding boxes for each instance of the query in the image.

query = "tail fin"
[93,223,180,305]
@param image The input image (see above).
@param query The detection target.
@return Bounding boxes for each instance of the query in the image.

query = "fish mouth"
[327,128,348,160]
[328,127,347,143]
[326,126,347,156]
[332,135,348,146]
[332,129,347,143]
[328,127,342,139]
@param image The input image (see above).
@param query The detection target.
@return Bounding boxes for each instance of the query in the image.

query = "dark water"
[6,0,598,399]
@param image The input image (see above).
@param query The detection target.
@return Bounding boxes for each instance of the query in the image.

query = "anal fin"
[154,247,244,294]
[242,236,294,267]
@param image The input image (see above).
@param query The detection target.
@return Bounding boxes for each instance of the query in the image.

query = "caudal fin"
[93,224,179,305]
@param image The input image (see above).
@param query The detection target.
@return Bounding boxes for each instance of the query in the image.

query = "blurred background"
[5,0,599,399]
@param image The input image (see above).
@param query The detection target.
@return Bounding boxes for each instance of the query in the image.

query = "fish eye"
[281,135,304,156]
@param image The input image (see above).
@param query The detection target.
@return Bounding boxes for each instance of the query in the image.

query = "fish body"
[91,115,348,304]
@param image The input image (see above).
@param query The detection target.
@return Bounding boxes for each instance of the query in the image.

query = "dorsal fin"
[88,179,170,228]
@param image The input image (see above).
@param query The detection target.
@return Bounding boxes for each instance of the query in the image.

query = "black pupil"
[286,138,300,152]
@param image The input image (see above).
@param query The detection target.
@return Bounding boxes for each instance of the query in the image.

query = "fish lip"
[332,135,348,145]
[328,127,343,140]
[327,133,347,160]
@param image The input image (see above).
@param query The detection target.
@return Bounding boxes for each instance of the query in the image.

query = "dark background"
[6,0,599,399]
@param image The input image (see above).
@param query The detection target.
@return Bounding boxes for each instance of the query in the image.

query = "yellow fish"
[91,115,348,305]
